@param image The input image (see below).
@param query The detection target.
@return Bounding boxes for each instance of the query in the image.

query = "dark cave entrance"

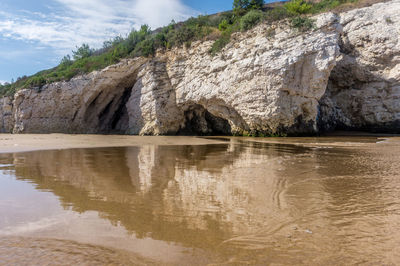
[178,104,232,136]
[98,86,132,133]
[84,83,134,134]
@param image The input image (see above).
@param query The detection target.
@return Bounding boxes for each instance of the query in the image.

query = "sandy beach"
[0,134,226,153]
[0,133,399,154]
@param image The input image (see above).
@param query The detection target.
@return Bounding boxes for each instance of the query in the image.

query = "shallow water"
[0,136,400,265]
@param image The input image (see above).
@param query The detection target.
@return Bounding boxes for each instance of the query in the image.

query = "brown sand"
[1,133,399,154]
[0,134,225,153]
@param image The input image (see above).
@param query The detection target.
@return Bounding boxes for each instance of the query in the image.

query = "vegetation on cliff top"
[0,0,359,97]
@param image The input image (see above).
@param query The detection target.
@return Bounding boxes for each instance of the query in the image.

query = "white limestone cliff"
[319,0,400,132]
[1,0,399,135]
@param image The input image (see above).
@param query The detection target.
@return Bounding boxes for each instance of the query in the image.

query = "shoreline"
[0,134,227,154]
[0,133,399,154]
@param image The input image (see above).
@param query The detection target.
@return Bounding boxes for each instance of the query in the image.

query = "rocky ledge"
[1,0,399,135]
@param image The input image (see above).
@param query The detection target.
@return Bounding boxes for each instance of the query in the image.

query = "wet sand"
[0,134,225,153]
[0,237,157,266]
[1,133,399,154]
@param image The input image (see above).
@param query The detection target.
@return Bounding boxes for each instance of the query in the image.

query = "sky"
[0,0,244,84]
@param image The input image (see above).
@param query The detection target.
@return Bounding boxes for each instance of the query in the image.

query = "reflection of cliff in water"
[1,139,395,254]
[0,142,290,246]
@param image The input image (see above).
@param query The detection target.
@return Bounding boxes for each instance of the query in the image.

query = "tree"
[233,0,264,16]
[249,0,264,9]
[60,55,72,66]
[72,43,93,60]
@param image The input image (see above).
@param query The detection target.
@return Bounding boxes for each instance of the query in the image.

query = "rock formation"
[0,0,399,135]
[319,0,400,132]
[0,97,13,133]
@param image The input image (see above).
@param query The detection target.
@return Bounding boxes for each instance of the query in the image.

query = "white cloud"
[133,0,196,27]
[0,0,197,54]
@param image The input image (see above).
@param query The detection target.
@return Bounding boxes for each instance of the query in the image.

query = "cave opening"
[178,105,232,136]
[98,86,133,134]
[83,78,136,134]
[111,86,132,131]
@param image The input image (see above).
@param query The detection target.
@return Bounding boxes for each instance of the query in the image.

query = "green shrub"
[240,10,264,31]
[186,15,211,28]
[310,0,341,13]
[291,16,315,31]
[284,0,312,15]
[125,25,151,52]
[209,23,239,55]
[385,17,393,24]
[60,55,72,66]
[26,76,46,88]
[210,35,231,55]
[209,12,234,28]
[233,0,264,16]
[265,6,290,22]
[219,19,230,31]
[133,39,155,57]
[72,44,94,60]
[249,0,265,9]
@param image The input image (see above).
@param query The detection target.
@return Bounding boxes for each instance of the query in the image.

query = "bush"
[133,39,155,57]
[72,44,93,60]
[385,17,393,24]
[265,6,290,22]
[60,55,72,66]
[26,76,46,88]
[291,16,315,31]
[284,0,312,15]
[209,23,238,55]
[173,26,196,45]
[154,32,167,48]
[126,25,151,52]
[210,34,231,55]
[209,11,234,28]
[310,0,341,13]
[233,0,264,16]
[219,19,230,31]
[186,15,211,28]
[240,10,264,31]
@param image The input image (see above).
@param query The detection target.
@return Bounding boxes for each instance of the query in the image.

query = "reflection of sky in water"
[0,138,399,265]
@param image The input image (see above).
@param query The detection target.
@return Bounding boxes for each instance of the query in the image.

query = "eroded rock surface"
[1,0,399,135]
[0,97,13,133]
[319,0,400,132]
[12,58,146,134]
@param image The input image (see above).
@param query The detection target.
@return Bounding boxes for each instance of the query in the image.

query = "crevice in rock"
[178,104,232,136]
[96,86,134,134]
[71,110,78,122]
[84,92,103,123]
[98,98,114,124]
[110,86,132,132]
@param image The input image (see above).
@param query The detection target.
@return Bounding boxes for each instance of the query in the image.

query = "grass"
[0,0,371,97]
